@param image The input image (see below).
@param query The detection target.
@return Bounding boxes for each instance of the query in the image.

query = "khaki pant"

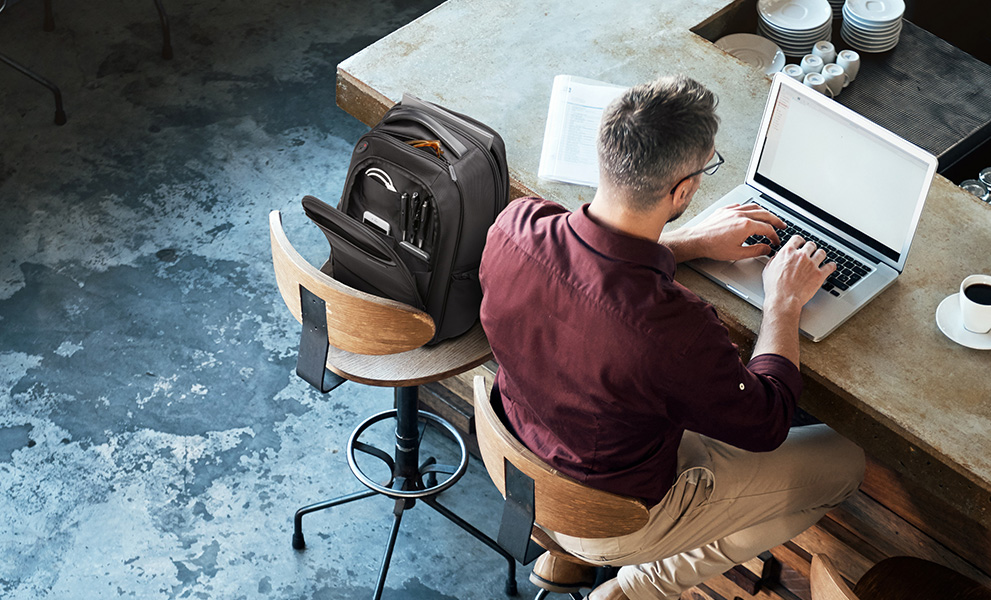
[547,424,865,600]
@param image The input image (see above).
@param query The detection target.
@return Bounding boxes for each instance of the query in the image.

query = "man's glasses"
[670,149,724,196]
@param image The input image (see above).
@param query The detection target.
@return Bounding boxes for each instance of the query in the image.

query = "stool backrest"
[473,376,650,539]
[269,210,434,355]
[811,554,860,600]
[812,554,991,600]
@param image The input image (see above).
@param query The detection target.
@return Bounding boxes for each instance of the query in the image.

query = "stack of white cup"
[780,41,860,98]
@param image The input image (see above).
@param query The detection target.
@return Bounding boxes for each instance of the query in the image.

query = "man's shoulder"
[488,197,569,245]
[499,196,568,222]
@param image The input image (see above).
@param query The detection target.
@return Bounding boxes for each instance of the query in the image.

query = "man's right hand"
[752,235,836,366]
[762,235,836,313]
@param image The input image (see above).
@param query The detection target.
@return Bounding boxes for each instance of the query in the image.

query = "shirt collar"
[567,203,677,277]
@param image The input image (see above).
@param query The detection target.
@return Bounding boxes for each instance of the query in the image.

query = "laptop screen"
[751,78,934,265]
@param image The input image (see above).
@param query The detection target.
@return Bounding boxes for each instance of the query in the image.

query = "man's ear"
[671,178,696,210]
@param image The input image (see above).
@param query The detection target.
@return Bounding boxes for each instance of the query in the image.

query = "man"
[478,76,864,600]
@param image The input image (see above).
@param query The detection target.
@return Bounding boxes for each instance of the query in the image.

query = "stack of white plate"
[757,0,833,58]
[828,0,844,19]
[841,0,904,53]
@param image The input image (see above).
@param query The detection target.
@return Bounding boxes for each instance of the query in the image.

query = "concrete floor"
[0,0,538,597]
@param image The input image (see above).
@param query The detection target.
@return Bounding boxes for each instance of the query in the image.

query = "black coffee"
[964,283,991,305]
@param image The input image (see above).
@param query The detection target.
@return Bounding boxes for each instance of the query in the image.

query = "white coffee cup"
[803,72,830,96]
[960,274,991,334]
[821,63,847,97]
[801,54,824,74]
[782,64,805,82]
[836,50,860,85]
[812,41,837,64]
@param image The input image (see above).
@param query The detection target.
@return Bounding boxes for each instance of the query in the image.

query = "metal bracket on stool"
[498,461,544,565]
[296,285,346,393]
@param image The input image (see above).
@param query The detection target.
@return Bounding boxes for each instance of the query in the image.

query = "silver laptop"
[683,73,937,342]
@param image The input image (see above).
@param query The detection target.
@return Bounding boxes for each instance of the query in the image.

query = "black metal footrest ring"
[347,409,468,500]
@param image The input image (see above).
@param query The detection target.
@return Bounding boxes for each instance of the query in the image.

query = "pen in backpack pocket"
[400,192,409,241]
[429,197,438,252]
[417,196,431,248]
[409,192,420,243]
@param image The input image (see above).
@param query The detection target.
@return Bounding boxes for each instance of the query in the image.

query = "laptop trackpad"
[718,258,767,302]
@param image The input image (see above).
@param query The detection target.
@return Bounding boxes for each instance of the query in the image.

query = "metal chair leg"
[151,0,172,60]
[0,52,66,125]
[423,495,518,596]
[292,488,378,550]
[372,492,407,600]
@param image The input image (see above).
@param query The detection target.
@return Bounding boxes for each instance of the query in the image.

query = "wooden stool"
[270,210,516,599]
[473,375,651,599]
[812,553,991,600]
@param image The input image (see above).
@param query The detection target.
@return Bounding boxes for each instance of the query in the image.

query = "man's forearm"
[657,227,704,263]
[752,301,802,367]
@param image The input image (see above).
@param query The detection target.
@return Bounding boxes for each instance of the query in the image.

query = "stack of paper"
[537,75,628,188]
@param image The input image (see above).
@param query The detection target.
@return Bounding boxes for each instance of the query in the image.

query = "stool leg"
[423,496,518,596]
[372,508,405,600]
[0,52,66,125]
[292,488,377,550]
[371,476,416,600]
[151,0,173,59]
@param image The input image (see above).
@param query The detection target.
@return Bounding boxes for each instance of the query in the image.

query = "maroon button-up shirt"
[479,197,802,505]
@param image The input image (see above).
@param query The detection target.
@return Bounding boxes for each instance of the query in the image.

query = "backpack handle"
[383,111,467,159]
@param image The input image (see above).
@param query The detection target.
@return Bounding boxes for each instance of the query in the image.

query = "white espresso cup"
[800,54,824,74]
[782,64,805,82]
[812,40,837,64]
[960,274,991,334]
[803,72,830,95]
[836,49,860,85]
[821,63,847,96]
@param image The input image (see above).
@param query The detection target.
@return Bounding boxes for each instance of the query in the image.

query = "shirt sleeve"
[658,303,802,453]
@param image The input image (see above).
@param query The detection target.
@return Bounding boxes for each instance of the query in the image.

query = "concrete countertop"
[336,0,991,526]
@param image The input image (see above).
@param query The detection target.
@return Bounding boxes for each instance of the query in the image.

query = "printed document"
[538,75,628,188]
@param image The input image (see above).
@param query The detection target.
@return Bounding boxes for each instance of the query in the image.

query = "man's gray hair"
[596,75,719,211]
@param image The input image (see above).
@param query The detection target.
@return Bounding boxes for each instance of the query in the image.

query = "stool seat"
[326,321,490,386]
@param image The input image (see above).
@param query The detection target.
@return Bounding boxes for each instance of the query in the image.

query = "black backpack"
[302,94,509,344]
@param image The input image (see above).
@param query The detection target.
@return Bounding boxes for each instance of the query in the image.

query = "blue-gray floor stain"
[0,0,533,597]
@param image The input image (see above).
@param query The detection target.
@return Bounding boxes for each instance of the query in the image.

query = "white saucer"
[842,14,903,33]
[760,15,832,36]
[715,34,787,75]
[844,0,905,23]
[936,293,991,350]
[842,10,903,30]
[758,0,832,31]
[841,24,900,44]
[840,32,899,52]
[758,22,831,56]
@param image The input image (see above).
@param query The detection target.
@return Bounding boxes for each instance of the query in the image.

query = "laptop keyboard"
[743,207,873,297]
